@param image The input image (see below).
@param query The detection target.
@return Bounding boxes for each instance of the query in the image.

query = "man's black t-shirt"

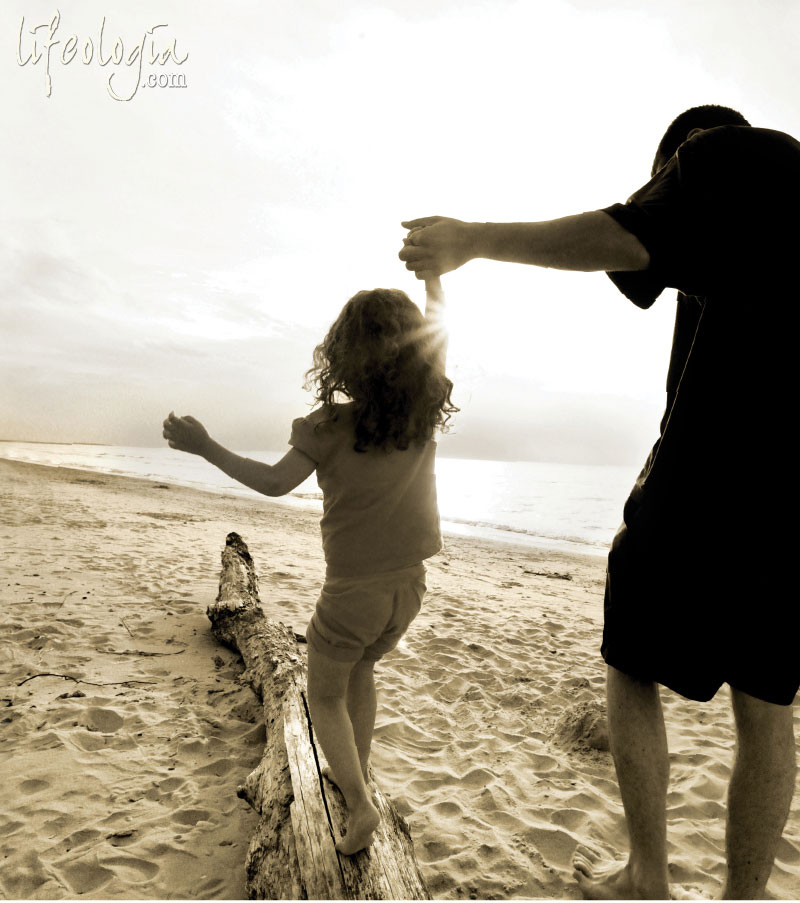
[599,125,800,703]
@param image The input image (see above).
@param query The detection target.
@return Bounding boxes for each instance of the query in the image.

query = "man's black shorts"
[601,522,799,707]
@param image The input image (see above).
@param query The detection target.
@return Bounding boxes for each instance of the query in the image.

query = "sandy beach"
[2,456,799,900]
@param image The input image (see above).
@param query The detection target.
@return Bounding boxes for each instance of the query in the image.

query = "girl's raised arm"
[424,276,448,371]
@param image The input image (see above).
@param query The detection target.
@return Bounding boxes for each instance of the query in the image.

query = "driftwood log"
[207,531,430,900]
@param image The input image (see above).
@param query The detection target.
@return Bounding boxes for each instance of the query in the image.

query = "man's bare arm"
[399,212,650,279]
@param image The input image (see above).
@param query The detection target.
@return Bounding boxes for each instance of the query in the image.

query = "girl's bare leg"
[307,647,380,855]
[346,658,377,777]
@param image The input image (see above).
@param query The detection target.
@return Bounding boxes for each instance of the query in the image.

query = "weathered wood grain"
[208,531,429,900]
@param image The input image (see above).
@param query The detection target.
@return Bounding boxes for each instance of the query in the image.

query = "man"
[398,105,799,899]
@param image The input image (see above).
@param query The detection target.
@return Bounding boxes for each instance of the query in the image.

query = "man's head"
[652,104,751,176]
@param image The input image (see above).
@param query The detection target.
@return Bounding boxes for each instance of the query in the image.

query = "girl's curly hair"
[304,288,458,452]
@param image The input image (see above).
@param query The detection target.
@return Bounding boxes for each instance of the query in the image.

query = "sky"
[2,0,798,464]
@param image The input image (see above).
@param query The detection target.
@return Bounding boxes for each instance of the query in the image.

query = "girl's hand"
[162,412,211,456]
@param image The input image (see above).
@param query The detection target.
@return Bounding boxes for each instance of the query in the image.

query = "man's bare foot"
[335,799,380,856]
[573,845,669,900]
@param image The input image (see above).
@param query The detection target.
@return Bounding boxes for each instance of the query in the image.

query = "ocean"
[1,441,640,557]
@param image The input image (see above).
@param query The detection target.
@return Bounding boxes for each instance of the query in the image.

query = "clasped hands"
[398,216,476,280]
[163,221,469,456]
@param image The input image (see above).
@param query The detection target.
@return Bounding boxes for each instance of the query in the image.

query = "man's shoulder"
[681,124,800,164]
[676,125,800,206]
[747,125,800,147]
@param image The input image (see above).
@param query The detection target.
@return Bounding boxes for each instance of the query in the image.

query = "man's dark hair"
[653,104,750,175]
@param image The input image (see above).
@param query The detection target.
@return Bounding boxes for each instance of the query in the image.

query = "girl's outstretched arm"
[424,275,448,371]
[162,412,315,497]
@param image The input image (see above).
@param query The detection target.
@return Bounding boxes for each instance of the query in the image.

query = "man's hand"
[399,216,476,279]
[162,412,211,456]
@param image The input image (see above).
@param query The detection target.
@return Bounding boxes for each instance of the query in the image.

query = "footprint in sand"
[19,778,50,795]
[421,840,451,861]
[550,807,589,831]
[476,842,502,865]
[410,771,460,793]
[526,752,559,773]
[58,828,101,852]
[158,776,185,792]
[461,767,497,788]
[2,818,25,836]
[99,855,159,882]
[434,676,472,703]
[433,800,463,817]
[171,808,213,827]
[520,825,578,869]
[70,731,111,752]
[83,707,124,733]
[2,850,55,897]
[59,858,115,895]
[133,625,157,637]
[193,758,235,777]
[178,738,207,755]
[431,650,460,665]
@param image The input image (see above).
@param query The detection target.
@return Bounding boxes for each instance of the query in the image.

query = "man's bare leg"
[722,688,796,899]
[573,665,670,899]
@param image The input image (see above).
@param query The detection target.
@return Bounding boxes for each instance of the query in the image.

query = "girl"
[162,277,454,855]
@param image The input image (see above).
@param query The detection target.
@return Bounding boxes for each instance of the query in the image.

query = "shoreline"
[0,449,625,560]
[0,454,612,564]
[3,456,799,899]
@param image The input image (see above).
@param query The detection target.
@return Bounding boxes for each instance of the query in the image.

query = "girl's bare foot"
[323,764,368,787]
[335,799,380,856]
